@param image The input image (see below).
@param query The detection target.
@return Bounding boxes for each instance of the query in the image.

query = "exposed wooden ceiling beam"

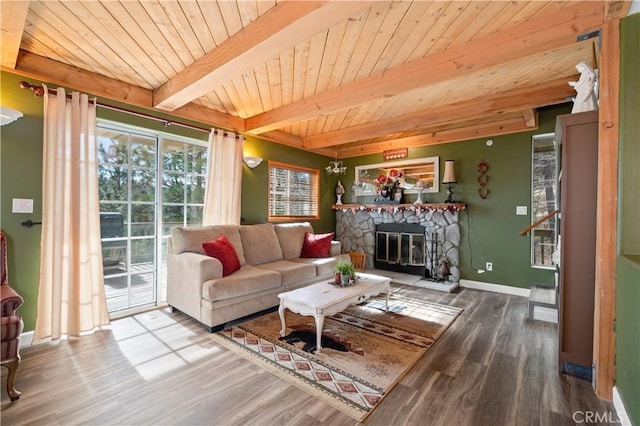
[245,1,604,135]
[255,130,303,148]
[375,111,530,143]
[6,50,245,132]
[604,0,632,20]
[337,114,536,159]
[303,76,575,149]
[253,130,334,158]
[523,109,538,128]
[153,1,372,112]
[0,0,30,69]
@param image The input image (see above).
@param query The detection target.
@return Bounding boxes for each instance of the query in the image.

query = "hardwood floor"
[1,285,617,425]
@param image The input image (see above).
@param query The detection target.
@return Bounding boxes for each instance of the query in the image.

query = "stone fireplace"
[335,204,464,283]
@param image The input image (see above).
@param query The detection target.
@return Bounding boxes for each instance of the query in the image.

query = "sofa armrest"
[1,285,23,317]
[330,240,342,257]
[167,251,223,321]
[176,252,223,283]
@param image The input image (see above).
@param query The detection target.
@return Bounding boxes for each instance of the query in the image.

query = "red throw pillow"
[202,235,241,277]
[300,232,335,258]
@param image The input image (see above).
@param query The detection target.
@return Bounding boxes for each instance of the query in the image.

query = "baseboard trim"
[20,327,114,347]
[459,279,531,298]
[20,330,34,346]
[613,386,632,426]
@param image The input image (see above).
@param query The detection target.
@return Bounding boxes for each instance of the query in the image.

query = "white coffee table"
[278,272,391,352]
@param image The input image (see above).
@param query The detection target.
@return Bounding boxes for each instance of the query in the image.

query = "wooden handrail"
[519,209,559,236]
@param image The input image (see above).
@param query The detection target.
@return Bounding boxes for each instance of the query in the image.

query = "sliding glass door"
[159,138,207,301]
[97,122,206,313]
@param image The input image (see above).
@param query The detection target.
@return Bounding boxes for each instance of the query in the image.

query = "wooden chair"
[1,231,23,402]
[349,251,366,270]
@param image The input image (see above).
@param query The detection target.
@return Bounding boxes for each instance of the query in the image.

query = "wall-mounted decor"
[383,148,408,161]
[569,61,598,113]
[477,160,490,199]
[354,157,439,198]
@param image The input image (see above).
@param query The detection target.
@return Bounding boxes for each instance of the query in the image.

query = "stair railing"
[518,209,559,236]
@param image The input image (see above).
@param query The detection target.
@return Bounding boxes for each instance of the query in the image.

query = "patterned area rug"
[211,294,463,421]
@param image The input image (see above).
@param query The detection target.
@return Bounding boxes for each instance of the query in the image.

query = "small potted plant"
[335,261,356,286]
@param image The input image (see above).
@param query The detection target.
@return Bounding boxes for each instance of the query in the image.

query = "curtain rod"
[18,81,239,137]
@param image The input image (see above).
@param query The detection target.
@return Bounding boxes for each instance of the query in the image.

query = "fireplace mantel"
[332,202,467,211]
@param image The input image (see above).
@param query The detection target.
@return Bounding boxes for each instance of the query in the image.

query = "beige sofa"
[167,222,348,331]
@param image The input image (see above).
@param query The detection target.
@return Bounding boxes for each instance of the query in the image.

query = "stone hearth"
[335,204,464,283]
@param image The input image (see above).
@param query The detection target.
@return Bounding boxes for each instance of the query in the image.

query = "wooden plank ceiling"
[0,1,629,158]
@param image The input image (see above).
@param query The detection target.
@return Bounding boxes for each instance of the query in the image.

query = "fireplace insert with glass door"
[375,224,426,275]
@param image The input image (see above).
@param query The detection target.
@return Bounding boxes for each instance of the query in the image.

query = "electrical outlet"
[486,262,493,272]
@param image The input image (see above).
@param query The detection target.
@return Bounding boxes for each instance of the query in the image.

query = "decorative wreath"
[477,174,489,186]
[477,161,490,174]
[477,160,490,199]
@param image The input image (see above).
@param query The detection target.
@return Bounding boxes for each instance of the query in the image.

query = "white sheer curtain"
[202,129,244,225]
[33,86,110,344]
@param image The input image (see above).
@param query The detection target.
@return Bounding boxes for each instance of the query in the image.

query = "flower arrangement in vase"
[376,169,404,203]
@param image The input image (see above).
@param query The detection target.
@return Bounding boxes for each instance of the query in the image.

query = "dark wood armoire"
[556,110,599,380]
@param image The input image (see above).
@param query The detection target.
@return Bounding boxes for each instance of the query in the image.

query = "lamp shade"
[442,160,457,184]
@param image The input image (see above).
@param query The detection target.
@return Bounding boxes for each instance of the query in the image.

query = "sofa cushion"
[254,260,317,286]
[274,222,314,259]
[202,235,241,277]
[300,232,335,258]
[239,223,283,265]
[291,257,340,278]
[201,265,281,302]
[172,225,246,265]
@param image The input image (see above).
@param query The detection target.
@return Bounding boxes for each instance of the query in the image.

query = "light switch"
[12,198,34,213]
[516,205,528,215]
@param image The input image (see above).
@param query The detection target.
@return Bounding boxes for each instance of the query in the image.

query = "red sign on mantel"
[383,148,408,161]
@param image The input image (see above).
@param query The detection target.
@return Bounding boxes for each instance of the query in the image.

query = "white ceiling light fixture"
[0,106,23,126]
[326,152,347,175]
[326,160,347,175]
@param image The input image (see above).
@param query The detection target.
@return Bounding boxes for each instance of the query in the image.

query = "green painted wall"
[618,13,640,257]
[616,13,640,426]
[240,134,337,232]
[616,255,640,425]
[0,72,45,334]
[339,105,567,288]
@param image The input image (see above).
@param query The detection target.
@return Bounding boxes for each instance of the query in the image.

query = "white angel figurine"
[335,180,345,205]
[414,179,425,205]
[569,62,598,113]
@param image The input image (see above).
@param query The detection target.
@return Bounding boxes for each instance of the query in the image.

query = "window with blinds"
[268,161,319,221]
